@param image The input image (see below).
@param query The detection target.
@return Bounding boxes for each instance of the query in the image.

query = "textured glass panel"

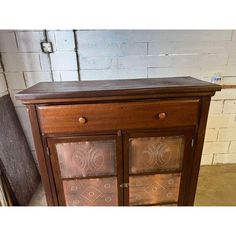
[56,140,116,178]
[63,177,118,206]
[129,173,181,206]
[129,136,185,174]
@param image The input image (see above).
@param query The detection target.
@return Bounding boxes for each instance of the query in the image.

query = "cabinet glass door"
[48,134,123,206]
[124,129,194,206]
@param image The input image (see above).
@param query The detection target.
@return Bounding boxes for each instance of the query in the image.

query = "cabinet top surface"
[16,77,221,102]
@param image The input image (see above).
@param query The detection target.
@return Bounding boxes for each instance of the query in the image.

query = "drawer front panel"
[37,99,199,134]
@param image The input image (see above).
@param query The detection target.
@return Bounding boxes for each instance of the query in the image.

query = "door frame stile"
[117,130,124,206]
[123,133,130,206]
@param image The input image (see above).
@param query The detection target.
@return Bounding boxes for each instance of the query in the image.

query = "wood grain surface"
[16,77,221,102]
[37,99,199,134]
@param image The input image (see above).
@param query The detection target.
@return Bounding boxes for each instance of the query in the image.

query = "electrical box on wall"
[40,42,53,53]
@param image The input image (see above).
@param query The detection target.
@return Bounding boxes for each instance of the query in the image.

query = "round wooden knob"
[78,117,87,124]
[158,112,166,120]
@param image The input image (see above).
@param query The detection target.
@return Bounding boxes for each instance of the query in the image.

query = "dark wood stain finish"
[16,77,221,206]
[28,105,58,205]
[187,96,212,205]
[16,77,220,101]
[37,99,199,134]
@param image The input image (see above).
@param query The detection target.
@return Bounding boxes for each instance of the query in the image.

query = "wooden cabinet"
[16,77,221,206]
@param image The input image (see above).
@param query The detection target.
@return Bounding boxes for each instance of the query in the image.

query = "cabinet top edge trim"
[16,77,221,102]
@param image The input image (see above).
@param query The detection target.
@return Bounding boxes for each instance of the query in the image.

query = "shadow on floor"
[29,164,236,206]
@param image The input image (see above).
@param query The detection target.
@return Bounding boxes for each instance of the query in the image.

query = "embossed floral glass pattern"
[56,140,116,178]
[129,173,181,206]
[63,177,118,206]
[129,136,185,174]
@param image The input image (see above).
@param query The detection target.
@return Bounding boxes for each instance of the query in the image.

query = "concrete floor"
[29,183,47,206]
[29,164,236,206]
[194,164,236,206]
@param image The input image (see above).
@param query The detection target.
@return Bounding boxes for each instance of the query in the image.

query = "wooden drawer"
[37,99,199,134]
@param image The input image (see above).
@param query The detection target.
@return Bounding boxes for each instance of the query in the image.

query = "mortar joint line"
[43,30,55,82]
[14,31,19,50]
[73,30,81,81]
[0,52,9,91]
[230,30,234,41]
[22,72,27,88]
[211,154,215,165]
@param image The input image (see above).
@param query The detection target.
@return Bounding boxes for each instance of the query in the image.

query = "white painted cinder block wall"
[0,30,236,165]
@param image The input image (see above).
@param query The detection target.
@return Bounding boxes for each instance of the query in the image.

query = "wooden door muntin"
[47,133,123,206]
[123,127,195,206]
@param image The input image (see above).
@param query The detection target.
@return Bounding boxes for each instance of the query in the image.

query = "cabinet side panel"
[187,96,211,205]
[28,105,57,205]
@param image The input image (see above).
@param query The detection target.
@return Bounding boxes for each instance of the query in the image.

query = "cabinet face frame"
[123,127,196,206]
[47,133,124,206]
